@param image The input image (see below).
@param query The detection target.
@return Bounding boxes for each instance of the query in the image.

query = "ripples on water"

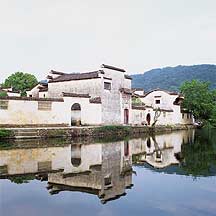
[0,129,216,216]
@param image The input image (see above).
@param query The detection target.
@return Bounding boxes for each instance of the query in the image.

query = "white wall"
[0,97,102,126]
[39,91,48,98]
[131,109,146,125]
[48,78,102,98]
[0,99,67,125]
[140,90,194,125]
[7,92,21,97]
[63,97,102,125]
[101,68,132,124]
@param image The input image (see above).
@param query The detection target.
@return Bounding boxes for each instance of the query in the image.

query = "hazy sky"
[0,0,216,82]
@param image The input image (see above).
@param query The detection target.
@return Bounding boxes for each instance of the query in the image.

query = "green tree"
[180,129,216,177]
[2,72,38,96]
[180,80,216,126]
[0,91,7,97]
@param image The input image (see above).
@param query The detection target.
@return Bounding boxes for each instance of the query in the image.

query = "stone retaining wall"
[0,125,196,140]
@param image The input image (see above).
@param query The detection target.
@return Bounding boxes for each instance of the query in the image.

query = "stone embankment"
[0,125,196,140]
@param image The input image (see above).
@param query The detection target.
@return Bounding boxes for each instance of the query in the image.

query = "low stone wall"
[0,124,196,140]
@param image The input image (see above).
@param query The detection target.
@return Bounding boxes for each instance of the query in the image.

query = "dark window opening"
[155,100,160,104]
[104,82,111,90]
[104,176,112,186]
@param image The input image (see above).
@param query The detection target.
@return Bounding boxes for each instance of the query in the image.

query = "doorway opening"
[124,109,129,124]
[71,103,81,126]
[146,113,151,125]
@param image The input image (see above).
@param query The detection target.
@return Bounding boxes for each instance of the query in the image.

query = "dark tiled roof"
[89,97,102,104]
[132,105,146,110]
[7,90,20,93]
[124,75,132,80]
[144,89,179,97]
[49,71,101,83]
[0,96,63,102]
[119,88,133,95]
[63,92,90,98]
[145,105,153,109]
[101,64,126,72]
[103,77,112,80]
[132,88,144,91]
[50,70,67,75]
[153,108,174,112]
[39,88,48,92]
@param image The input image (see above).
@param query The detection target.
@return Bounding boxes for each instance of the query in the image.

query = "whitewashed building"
[0,64,133,126]
[0,64,194,127]
[131,89,194,126]
[0,87,21,97]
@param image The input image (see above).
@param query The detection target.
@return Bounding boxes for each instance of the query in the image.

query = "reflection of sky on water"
[1,166,216,216]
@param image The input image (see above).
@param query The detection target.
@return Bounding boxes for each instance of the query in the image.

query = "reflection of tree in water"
[8,175,35,184]
[180,129,216,177]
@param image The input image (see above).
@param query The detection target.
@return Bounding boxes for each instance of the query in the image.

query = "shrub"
[0,129,12,138]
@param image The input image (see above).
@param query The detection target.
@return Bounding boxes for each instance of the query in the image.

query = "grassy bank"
[94,125,131,134]
[0,129,12,139]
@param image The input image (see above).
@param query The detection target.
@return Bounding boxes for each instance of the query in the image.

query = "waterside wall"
[0,125,196,140]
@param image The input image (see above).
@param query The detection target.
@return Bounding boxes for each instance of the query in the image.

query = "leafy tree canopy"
[2,72,38,96]
[180,80,216,126]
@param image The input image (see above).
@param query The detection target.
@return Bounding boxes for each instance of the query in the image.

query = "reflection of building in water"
[131,130,195,168]
[0,145,71,177]
[0,140,133,204]
[47,141,133,204]
[0,130,195,202]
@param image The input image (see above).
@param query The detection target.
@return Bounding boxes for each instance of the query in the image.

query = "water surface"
[0,129,216,216]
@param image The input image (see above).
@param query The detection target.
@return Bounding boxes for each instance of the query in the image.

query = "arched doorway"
[71,145,81,167]
[71,103,81,126]
[147,137,151,148]
[124,109,129,124]
[146,113,151,125]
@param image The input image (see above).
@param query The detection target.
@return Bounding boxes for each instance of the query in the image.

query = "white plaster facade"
[0,65,194,127]
[131,89,194,126]
[0,64,132,126]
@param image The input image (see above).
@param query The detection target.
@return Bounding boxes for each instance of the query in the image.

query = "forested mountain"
[131,64,216,92]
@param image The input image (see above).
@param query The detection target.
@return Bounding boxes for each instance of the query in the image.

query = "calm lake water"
[0,129,216,216]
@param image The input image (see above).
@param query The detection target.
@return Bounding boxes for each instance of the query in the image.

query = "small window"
[155,100,160,104]
[187,113,190,119]
[0,101,8,110]
[104,82,111,90]
[38,101,52,111]
[0,165,8,175]
[104,176,112,186]
[38,161,52,172]
[182,113,184,119]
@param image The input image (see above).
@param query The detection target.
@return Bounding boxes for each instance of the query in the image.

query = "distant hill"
[131,64,216,92]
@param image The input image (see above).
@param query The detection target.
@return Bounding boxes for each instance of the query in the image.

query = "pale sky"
[0,0,216,82]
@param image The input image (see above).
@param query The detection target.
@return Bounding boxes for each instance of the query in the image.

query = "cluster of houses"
[0,64,194,127]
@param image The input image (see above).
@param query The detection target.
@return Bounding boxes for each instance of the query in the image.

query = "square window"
[104,82,111,90]
[38,101,52,111]
[155,100,160,104]
[0,101,8,110]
